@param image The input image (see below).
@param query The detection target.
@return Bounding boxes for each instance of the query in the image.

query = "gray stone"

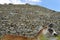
[10,30,16,33]
[9,27,14,30]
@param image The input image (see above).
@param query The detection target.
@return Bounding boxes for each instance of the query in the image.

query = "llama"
[0,24,57,40]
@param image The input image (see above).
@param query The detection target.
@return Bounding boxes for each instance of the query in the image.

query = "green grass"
[56,35,60,40]
[39,34,48,40]
[39,34,60,40]
[0,36,2,39]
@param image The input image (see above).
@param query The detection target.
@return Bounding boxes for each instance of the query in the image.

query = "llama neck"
[35,27,47,38]
[35,28,43,38]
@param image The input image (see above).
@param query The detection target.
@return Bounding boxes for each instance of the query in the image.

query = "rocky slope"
[0,4,60,37]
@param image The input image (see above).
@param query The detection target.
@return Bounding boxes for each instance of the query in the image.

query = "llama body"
[1,35,37,40]
[1,29,43,40]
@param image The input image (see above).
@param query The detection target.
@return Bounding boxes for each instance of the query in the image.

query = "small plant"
[0,35,3,39]
[57,35,60,40]
[39,34,48,40]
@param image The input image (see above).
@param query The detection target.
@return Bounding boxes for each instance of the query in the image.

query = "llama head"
[42,24,58,36]
[48,23,58,36]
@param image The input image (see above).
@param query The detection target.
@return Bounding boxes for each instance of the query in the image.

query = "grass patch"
[56,35,60,40]
[39,34,48,40]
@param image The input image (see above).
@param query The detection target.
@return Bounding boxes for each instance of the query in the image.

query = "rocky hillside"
[0,4,60,37]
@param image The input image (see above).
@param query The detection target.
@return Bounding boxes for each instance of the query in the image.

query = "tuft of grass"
[0,36,2,39]
[39,34,48,40]
[56,35,60,40]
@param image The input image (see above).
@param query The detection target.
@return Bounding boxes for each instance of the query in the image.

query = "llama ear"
[49,23,54,28]
[42,25,44,27]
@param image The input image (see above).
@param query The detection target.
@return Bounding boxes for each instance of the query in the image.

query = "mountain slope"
[0,4,60,37]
